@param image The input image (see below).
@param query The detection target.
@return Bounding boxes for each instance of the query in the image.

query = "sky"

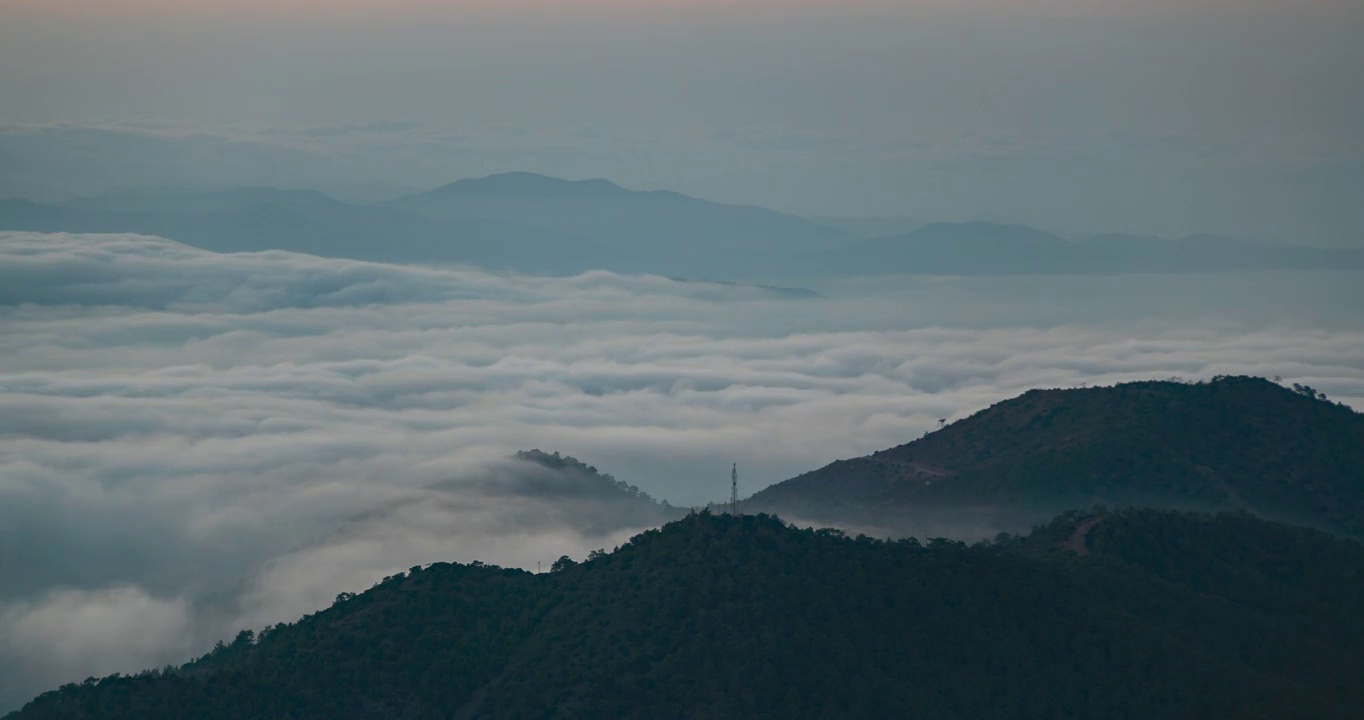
[2,0,1362,241]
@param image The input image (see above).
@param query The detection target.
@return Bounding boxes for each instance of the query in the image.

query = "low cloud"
[1,230,1362,709]
[0,586,193,703]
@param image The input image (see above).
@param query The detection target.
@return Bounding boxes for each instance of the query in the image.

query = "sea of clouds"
[2,230,1363,709]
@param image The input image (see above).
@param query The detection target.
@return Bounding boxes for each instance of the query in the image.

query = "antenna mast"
[730,463,738,515]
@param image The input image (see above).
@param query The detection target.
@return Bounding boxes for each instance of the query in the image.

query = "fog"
[2,230,1362,708]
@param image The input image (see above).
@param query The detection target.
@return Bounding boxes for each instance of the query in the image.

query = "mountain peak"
[907,221,1073,246]
[748,376,1364,536]
[425,172,629,198]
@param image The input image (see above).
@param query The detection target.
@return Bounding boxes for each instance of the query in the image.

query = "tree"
[551,555,578,573]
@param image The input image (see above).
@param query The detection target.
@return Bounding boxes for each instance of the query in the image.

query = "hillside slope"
[9,510,1364,719]
[746,376,1364,536]
[495,449,687,533]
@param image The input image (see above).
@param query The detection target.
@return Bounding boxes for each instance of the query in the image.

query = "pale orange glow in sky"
[6,0,1358,25]
[0,0,1301,14]
[3,0,875,13]
[1,0,936,25]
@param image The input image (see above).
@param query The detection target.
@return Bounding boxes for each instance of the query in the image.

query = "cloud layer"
[2,230,1363,709]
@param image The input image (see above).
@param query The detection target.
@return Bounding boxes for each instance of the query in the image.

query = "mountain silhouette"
[387,172,852,275]
[5,177,1362,277]
[813,222,1364,275]
[0,174,851,276]
[746,376,1364,537]
[0,191,629,274]
[420,172,632,199]
[9,509,1364,719]
[814,221,1074,274]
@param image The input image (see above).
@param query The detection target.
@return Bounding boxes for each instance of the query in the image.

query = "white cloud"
[0,586,193,702]
[1,230,1362,708]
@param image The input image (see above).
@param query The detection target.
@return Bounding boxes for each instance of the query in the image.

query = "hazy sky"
[2,0,1361,241]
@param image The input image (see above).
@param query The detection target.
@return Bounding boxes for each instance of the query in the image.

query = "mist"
[1,230,1362,707]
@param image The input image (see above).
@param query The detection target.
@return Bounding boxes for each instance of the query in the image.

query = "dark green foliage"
[10,510,1364,720]
[515,449,662,506]
[506,449,685,535]
[749,376,1364,536]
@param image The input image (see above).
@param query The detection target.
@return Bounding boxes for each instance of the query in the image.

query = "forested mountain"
[746,376,1364,538]
[496,449,687,533]
[10,509,1364,719]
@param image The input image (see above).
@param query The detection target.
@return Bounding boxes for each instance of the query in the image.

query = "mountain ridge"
[418,172,631,199]
[818,222,1364,275]
[9,509,1364,719]
[386,173,853,273]
[6,175,1364,277]
[746,375,1364,538]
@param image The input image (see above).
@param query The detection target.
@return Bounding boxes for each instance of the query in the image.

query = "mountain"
[386,172,854,275]
[0,192,631,274]
[1,174,854,276]
[8,181,1363,277]
[416,172,633,199]
[9,509,1364,719]
[494,449,687,533]
[804,215,922,239]
[817,221,1076,274]
[1082,232,1364,273]
[815,222,1364,275]
[65,187,341,214]
[0,197,827,299]
[746,376,1364,538]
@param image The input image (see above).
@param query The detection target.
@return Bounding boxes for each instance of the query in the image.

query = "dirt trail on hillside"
[1062,515,1106,556]
[873,457,951,477]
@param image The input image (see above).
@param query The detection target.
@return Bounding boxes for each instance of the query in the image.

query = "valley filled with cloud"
[2,230,1363,707]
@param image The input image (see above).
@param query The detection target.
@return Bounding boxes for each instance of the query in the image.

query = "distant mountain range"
[384,172,850,275]
[4,172,1361,278]
[803,215,923,239]
[746,376,1364,538]
[815,222,1364,275]
[0,188,617,275]
[0,174,849,277]
[11,509,1364,719]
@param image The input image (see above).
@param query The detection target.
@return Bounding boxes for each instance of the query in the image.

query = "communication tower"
[730,463,739,515]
